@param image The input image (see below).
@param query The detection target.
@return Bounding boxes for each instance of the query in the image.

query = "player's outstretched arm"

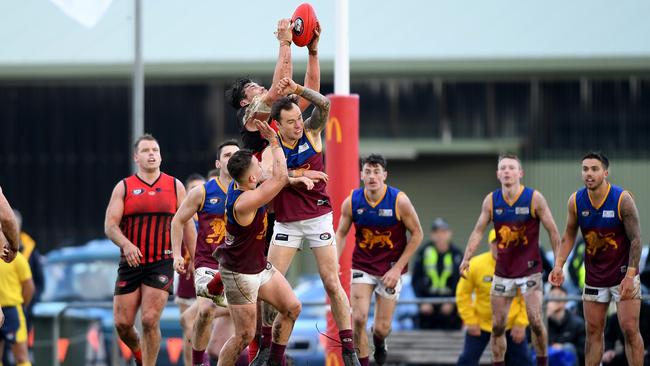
[335,195,353,259]
[459,194,492,277]
[104,181,142,267]
[620,192,641,299]
[268,19,293,103]
[235,121,289,223]
[0,187,19,262]
[175,180,197,266]
[299,22,321,112]
[171,185,203,274]
[549,193,579,286]
[277,78,330,134]
[533,191,562,255]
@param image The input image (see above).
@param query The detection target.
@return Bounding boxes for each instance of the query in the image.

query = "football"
[291,3,318,47]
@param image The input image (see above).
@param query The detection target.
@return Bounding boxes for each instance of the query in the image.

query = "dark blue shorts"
[0,306,19,344]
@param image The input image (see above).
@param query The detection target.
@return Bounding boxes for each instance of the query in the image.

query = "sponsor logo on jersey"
[356,208,365,215]
[582,210,590,217]
[515,206,530,215]
[132,188,144,195]
[495,208,504,215]
[602,210,615,218]
[298,142,310,154]
[378,209,393,217]
[209,197,221,205]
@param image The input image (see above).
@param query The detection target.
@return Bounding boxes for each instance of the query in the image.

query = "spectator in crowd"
[603,300,650,366]
[412,218,463,329]
[456,229,531,366]
[12,210,44,331]
[546,285,585,365]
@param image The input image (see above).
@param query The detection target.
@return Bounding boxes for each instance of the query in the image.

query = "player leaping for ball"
[256,78,362,366]
[225,18,321,158]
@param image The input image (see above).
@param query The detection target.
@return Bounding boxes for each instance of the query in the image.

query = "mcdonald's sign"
[326,351,342,366]
[326,117,342,143]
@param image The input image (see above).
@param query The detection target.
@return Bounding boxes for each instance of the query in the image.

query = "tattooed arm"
[276,78,331,134]
[620,191,641,299]
[621,192,642,273]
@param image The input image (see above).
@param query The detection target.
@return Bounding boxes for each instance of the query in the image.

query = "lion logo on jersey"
[497,225,528,249]
[584,231,618,256]
[206,218,226,245]
[359,229,394,250]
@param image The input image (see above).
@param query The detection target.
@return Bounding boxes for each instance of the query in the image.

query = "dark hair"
[271,96,298,123]
[582,151,609,169]
[227,149,254,183]
[225,78,253,110]
[134,134,158,152]
[498,153,521,164]
[217,139,240,159]
[184,173,205,188]
[361,154,387,170]
[206,169,219,179]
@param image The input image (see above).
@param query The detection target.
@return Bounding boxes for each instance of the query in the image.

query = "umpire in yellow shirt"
[0,251,34,366]
[456,229,532,366]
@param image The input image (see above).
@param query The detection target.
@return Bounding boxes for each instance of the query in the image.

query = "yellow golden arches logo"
[326,352,341,366]
[326,117,342,143]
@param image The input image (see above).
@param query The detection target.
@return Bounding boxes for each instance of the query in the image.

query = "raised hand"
[275,18,293,44]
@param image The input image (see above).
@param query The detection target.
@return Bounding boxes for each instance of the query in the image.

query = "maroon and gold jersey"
[194,178,227,269]
[273,132,331,222]
[575,184,631,287]
[215,182,268,274]
[350,186,408,276]
[120,173,178,264]
[492,186,542,278]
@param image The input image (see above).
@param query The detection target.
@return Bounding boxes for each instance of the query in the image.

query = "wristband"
[295,84,305,96]
[308,49,318,56]
[280,40,291,46]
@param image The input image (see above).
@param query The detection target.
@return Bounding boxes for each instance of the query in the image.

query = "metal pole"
[131,0,144,173]
[334,0,350,95]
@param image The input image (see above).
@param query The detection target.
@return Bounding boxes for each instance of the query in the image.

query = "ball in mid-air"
[292,3,318,47]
